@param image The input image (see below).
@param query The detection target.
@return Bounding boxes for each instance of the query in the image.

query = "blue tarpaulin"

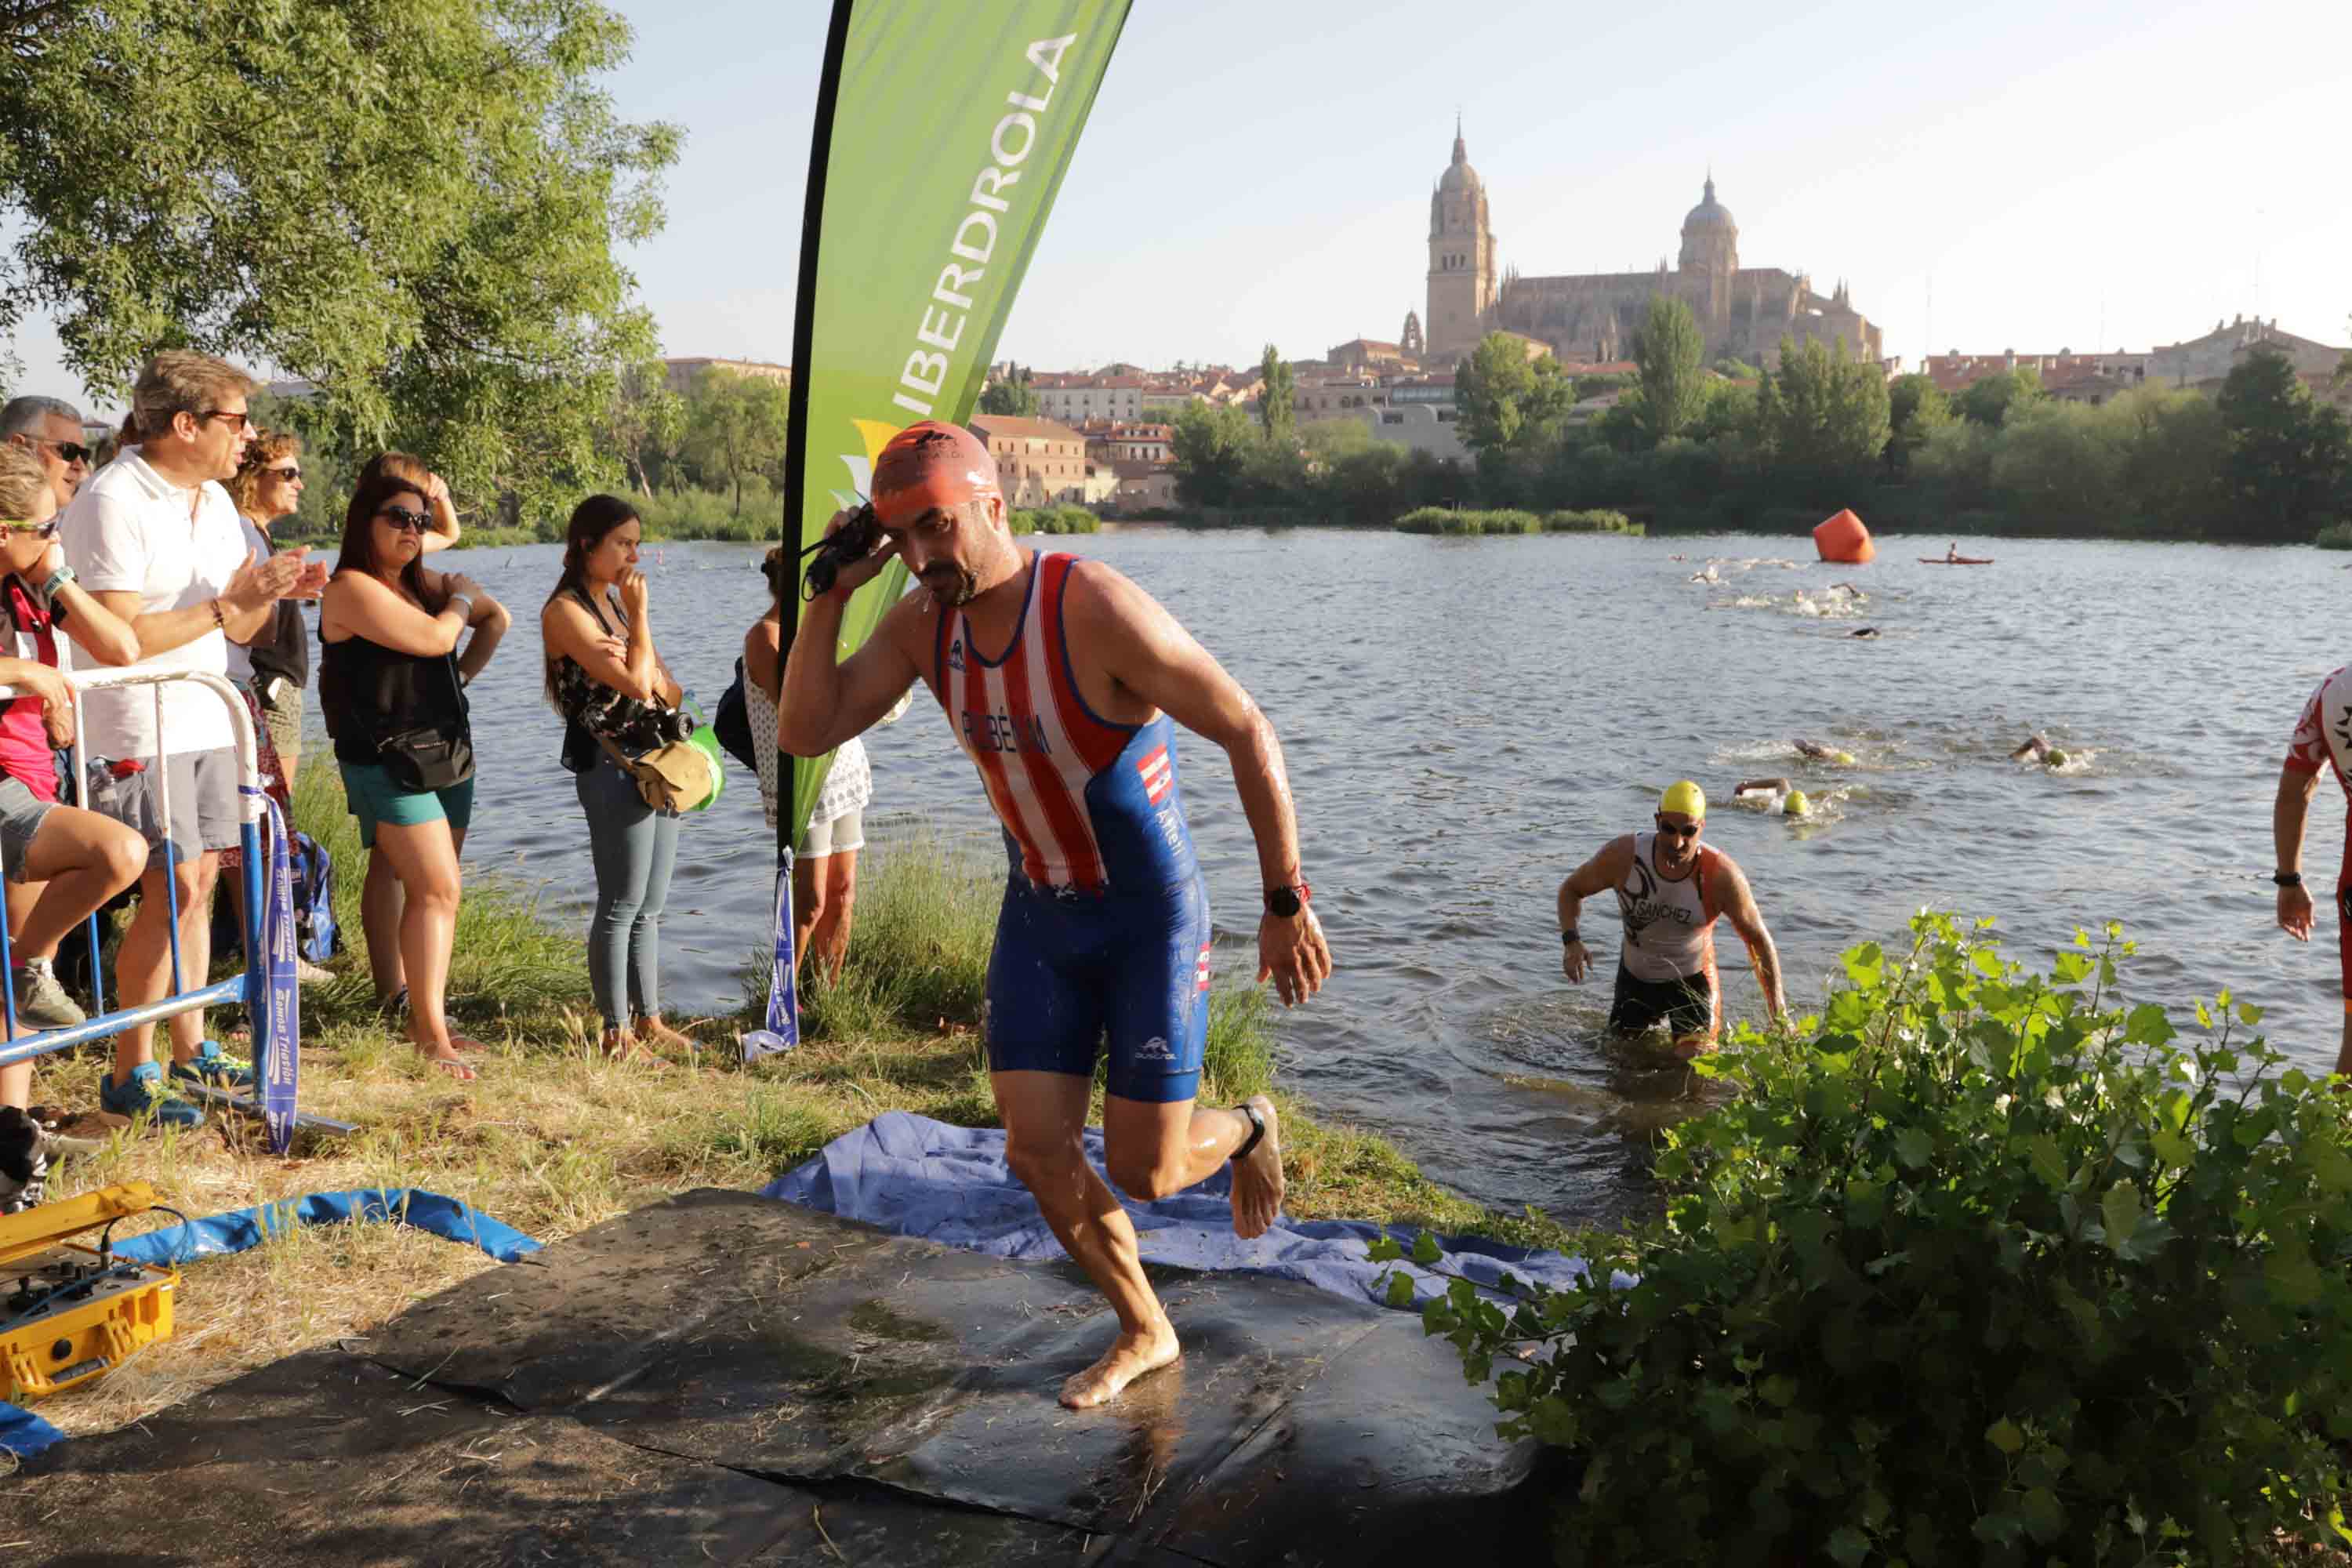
[110,1187,542,1269]
[763,1111,1600,1310]
[2,1187,539,1457]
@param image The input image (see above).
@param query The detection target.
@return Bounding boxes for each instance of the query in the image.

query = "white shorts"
[798,808,863,860]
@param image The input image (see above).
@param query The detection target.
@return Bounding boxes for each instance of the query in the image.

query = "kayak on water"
[1919,556,1995,565]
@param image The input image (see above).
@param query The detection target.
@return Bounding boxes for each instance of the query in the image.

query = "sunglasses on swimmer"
[1654,817,1700,839]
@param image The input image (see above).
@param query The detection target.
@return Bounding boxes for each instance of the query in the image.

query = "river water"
[339,529,2347,1226]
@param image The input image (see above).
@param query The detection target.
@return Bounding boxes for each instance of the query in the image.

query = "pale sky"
[13,0,2350,404]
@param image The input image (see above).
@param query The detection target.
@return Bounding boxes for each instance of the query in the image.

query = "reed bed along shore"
[12,764,1559,1443]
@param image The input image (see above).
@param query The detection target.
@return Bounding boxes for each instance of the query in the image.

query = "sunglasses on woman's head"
[377,506,430,532]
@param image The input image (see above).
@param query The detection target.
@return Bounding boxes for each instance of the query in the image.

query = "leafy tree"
[1170,401,1255,506]
[1632,296,1707,445]
[1454,332,1572,459]
[684,370,791,517]
[0,0,680,524]
[1690,380,1758,445]
[1257,343,1294,445]
[1751,336,1890,478]
[2111,385,2225,535]
[1957,366,2043,427]
[1710,356,1762,381]
[978,367,1039,417]
[2215,346,2352,538]
[1989,401,2127,532]
[605,363,687,497]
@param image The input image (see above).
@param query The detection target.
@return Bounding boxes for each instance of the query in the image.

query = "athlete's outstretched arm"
[2274,761,2318,942]
[1557,837,1632,984]
[776,521,924,757]
[1717,859,1788,1022]
[1073,564,1332,1006]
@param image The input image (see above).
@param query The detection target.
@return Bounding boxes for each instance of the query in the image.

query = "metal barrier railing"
[0,667,345,1145]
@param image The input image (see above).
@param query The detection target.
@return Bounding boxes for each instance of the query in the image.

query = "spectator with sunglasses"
[1554,779,1786,1057]
[0,446,146,1087]
[0,397,93,514]
[319,466,506,1080]
[60,350,327,1130]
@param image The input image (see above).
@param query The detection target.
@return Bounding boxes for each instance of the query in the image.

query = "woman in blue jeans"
[539,495,693,1064]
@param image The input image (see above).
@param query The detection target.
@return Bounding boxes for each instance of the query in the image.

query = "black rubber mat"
[8,1189,1546,1565]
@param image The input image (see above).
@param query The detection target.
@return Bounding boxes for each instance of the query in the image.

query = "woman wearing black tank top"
[318,466,509,1080]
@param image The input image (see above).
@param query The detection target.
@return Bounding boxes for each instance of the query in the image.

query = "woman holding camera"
[539,495,693,1063]
[318,467,509,1080]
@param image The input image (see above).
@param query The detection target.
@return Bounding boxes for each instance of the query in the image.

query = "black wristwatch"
[2274,871,2303,887]
[1265,881,1312,919]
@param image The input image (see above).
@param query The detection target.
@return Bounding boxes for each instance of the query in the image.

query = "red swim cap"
[871,421,1001,526]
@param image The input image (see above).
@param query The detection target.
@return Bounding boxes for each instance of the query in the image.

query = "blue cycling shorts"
[984,873,1213,1104]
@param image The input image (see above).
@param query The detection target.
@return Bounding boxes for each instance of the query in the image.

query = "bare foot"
[448,1035,489,1053]
[1059,1321,1181,1410]
[601,1029,670,1070]
[421,1046,475,1081]
[633,1017,699,1054]
[1230,1094,1284,1240]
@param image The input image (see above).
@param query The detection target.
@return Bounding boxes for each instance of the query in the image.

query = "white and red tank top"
[1615,832,1726,982]
[933,553,1198,895]
[2286,664,2352,854]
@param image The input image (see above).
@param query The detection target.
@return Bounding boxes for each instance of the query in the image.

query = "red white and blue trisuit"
[934,552,1212,1102]
[2285,664,2352,1010]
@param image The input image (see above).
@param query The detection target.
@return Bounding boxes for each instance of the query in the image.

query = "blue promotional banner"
[739,852,799,1062]
[256,795,299,1153]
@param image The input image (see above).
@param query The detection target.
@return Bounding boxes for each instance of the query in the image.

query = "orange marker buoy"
[1812,509,1874,564]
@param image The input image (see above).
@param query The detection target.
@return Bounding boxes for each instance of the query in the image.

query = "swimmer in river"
[1555,781,1788,1057]
[1851,626,1880,638]
[779,422,1332,1411]
[1793,739,1854,764]
[2010,734,2051,763]
[1828,582,1866,599]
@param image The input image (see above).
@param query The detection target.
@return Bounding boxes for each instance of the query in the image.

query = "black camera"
[801,503,881,600]
[612,703,695,753]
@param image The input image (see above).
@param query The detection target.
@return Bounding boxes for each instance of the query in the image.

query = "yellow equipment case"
[0,1182,178,1401]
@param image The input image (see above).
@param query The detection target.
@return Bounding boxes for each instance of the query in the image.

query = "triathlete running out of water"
[1555,781,1788,1055]
[2278,664,2352,1076]
[778,421,1334,1411]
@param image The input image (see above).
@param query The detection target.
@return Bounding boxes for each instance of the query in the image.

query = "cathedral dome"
[1683,176,1734,232]
[1438,125,1481,194]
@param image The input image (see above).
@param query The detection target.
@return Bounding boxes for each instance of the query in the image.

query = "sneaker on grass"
[24,1105,130,1156]
[9,957,85,1031]
[0,1105,45,1214]
[169,1040,253,1090]
[98,1062,204,1130]
[295,957,334,986]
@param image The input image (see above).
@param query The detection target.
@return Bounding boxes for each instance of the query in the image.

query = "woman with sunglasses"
[0,445,149,1109]
[1553,779,1788,1058]
[318,467,508,1079]
[224,433,312,786]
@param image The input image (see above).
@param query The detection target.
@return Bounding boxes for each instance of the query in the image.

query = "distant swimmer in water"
[1850,626,1880,638]
[1555,781,1788,1057]
[1690,564,1719,584]
[1732,779,1813,815]
[2010,733,2050,763]
[1829,582,1866,599]
[1793,739,1855,764]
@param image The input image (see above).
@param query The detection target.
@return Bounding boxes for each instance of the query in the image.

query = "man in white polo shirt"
[64,351,323,1129]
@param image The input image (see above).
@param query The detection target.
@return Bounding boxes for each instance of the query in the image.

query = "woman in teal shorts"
[318,466,509,1078]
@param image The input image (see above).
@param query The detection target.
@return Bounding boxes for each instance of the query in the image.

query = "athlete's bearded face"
[1654,811,1702,871]
[893,497,996,607]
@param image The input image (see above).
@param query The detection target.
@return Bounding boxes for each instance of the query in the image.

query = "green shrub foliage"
[1386,913,2352,1565]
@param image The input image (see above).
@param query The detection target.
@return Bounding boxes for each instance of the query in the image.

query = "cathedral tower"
[1426,121,1496,361]
[1677,174,1739,328]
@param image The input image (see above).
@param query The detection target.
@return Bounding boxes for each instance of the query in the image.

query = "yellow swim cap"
[1660,780,1707,819]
